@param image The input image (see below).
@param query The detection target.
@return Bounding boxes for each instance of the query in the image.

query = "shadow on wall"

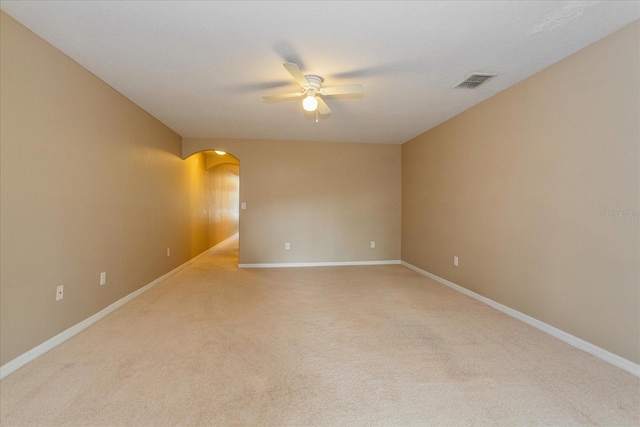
[186,150,240,255]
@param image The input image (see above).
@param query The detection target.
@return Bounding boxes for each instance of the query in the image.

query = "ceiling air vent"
[454,73,497,89]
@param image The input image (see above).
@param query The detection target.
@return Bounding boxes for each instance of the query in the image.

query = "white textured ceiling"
[1,1,638,144]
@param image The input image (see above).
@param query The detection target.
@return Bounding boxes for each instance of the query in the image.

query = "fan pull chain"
[315,109,319,123]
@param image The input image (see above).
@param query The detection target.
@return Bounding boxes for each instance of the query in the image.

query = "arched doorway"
[185,150,240,259]
[204,151,240,247]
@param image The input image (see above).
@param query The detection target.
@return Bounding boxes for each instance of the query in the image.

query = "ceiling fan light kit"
[263,62,364,118]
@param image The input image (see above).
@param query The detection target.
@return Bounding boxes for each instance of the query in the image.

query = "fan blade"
[321,84,364,96]
[263,92,304,101]
[317,97,331,115]
[283,62,310,88]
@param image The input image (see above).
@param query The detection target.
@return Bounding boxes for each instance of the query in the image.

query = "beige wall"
[402,21,639,363]
[183,139,402,265]
[0,12,213,364]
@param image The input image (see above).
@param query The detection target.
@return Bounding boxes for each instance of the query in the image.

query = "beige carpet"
[1,236,638,426]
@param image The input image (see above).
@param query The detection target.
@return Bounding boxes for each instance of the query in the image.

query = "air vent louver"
[455,73,497,89]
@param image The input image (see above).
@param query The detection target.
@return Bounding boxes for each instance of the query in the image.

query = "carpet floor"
[1,236,638,426]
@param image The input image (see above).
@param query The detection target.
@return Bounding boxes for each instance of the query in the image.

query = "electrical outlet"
[285,242,290,250]
[100,272,106,285]
[167,248,171,257]
[56,285,64,301]
[241,202,246,210]
[370,241,376,249]
[454,256,459,267]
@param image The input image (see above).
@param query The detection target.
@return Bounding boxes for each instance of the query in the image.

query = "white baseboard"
[239,260,401,268]
[0,238,233,380]
[401,261,640,377]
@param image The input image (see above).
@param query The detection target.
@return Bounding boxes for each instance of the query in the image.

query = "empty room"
[1,1,638,426]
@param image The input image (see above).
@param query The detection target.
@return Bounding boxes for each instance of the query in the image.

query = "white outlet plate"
[285,242,290,250]
[370,241,376,249]
[56,285,64,301]
[100,272,106,285]
[454,256,459,267]
[241,202,246,210]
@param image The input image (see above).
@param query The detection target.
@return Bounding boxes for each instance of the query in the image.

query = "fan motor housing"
[304,75,323,91]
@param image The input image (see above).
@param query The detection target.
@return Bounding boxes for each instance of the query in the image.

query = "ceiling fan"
[263,62,364,117]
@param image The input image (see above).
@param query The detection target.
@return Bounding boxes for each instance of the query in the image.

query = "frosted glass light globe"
[302,95,318,112]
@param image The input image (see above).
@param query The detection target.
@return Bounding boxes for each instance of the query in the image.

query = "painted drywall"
[0,12,212,365]
[207,163,240,245]
[183,152,239,256]
[183,139,402,265]
[402,21,639,364]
